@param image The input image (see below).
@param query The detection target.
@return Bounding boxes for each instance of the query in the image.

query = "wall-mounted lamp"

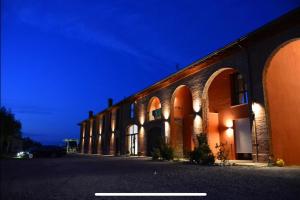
[226,128,234,137]
[252,102,260,116]
[193,99,201,113]
[251,102,260,162]
[194,107,202,117]
[225,119,233,128]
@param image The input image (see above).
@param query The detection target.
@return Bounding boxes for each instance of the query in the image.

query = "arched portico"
[202,68,252,160]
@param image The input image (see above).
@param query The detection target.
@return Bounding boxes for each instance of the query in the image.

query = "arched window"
[231,72,248,105]
[127,124,138,155]
[148,97,162,121]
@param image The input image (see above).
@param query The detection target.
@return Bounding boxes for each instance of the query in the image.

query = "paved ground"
[1,154,300,200]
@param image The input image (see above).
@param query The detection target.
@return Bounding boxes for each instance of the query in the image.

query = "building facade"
[79,9,300,165]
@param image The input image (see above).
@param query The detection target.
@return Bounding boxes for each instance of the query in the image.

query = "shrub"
[160,144,174,161]
[215,142,229,166]
[189,133,215,165]
[151,148,161,160]
[275,158,285,167]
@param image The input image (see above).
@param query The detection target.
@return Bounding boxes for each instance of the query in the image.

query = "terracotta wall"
[208,70,233,113]
[207,112,220,156]
[266,39,300,165]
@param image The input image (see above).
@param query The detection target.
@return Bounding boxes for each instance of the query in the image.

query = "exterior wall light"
[226,128,234,137]
[139,114,145,125]
[251,102,260,162]
[164,121,170,142]
[163,108,170,120]
[193,114,202,134]
[225,119,233,128]
[225,119,234,137]
[193,98,201,113]
[252,102,261,116]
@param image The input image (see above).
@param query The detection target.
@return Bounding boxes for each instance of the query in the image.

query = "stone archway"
[170,85,194,157]
[263,39,300,165]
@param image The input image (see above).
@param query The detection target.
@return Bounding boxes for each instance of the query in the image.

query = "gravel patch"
[1,154,299,200]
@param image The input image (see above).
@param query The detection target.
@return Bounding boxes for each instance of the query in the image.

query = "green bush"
[160,144,174,161]
[151,148,161,160]
[189,133,215,165]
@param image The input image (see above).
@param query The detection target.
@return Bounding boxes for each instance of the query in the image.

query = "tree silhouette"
[0,107,22,154]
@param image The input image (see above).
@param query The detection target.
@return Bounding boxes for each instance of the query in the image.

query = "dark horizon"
[1,0,299,145]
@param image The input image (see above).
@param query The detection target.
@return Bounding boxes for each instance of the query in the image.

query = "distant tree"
[22,137,42,151]
[0,107,22,154]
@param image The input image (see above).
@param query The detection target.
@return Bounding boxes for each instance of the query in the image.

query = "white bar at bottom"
[95,193,207,197]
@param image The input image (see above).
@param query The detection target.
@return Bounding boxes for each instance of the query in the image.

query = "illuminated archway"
[127,124,138,155]
[264,39,300,165]
[147,97,162,121]
[202,68,252,160]
[170,85,194,157]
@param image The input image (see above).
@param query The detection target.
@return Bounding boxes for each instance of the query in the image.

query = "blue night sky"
[1,0,299,145]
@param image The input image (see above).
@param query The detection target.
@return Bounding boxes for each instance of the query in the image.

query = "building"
[78,8,300,165]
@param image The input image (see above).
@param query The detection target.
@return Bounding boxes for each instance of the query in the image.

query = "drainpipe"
[238,42,259,162]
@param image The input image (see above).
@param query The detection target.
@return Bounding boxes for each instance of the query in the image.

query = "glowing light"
[193,98,201,113]
[139,115,145,125]
[226,128,234,137]
[82,124,86,138]
[81,138,85,153]
[193,114,202,134]
[252,102,261,115]
[111,122,115,132]
[98,117,102,134]
[164,121,170,139]
[163,107,170,120]
[89,119,93,137]
[98,135,101,154]
[225,119,233,128]
[140,126,145,134]
[89,137,92,154]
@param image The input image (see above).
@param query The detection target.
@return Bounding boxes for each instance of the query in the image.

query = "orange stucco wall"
[266,39,300,165]
[208,112,220,156]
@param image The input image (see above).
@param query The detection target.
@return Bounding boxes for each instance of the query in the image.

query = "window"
[130,103,135,119]
[151,108,162,120]
[231,73,248,105]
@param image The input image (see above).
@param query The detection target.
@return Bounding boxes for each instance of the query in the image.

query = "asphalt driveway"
[1,154,299,200]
